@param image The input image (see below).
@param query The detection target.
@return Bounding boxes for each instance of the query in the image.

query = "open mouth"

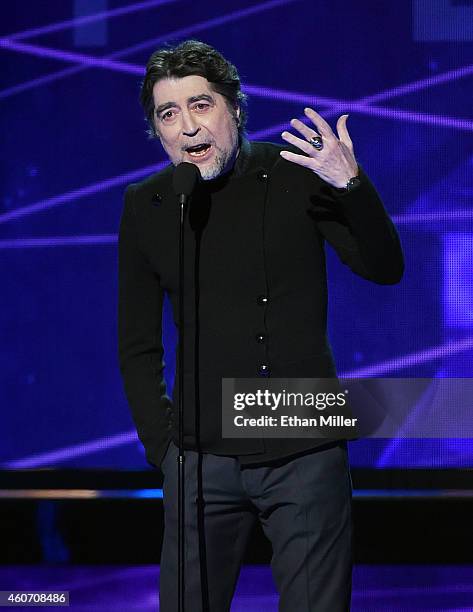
[185,143,212,158]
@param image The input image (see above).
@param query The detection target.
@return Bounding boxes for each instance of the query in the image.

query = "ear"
[235,106,241,125]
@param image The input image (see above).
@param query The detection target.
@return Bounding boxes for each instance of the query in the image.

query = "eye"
[193,102,210,112]
[160,109,176,122]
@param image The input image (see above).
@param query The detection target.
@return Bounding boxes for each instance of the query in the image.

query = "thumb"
[336,114,354,152]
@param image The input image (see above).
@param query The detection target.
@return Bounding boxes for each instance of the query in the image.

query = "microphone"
[173,162,201,205]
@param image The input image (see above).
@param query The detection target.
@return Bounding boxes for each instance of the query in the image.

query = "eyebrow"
[154,93,215,115]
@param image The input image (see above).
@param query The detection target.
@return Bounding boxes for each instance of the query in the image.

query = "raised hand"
[280,107,358,189]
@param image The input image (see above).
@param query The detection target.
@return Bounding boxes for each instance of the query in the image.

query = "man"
[118,40,403,612]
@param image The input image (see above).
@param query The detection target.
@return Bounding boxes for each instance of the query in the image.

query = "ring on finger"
[309,135,323,151]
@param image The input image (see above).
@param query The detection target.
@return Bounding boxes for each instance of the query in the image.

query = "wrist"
[333,169,360,193]
[344,175,361,191]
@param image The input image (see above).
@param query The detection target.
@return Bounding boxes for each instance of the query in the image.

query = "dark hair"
[140,39,247,138]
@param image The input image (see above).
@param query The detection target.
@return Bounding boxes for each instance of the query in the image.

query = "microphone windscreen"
[173,162,201,197]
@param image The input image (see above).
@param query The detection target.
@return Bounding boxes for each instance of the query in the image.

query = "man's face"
[152,75,240,181]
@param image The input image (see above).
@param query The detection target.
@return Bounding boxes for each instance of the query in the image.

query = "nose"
[181,109,200,137]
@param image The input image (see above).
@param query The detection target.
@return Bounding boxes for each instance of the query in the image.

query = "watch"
[345,175,361,192]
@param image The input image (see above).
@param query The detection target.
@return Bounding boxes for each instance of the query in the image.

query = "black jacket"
[118,139,404,469]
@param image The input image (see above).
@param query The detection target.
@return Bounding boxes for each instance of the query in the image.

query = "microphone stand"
[178,192,186,612]
[173,162,200,612]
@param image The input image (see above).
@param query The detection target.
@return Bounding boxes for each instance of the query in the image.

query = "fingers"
[289,118,319,142]
[281,130,317,156]
[304,107,334,138]
[281,109,355,172]
[336,114,354,152]
[279,149,315,170]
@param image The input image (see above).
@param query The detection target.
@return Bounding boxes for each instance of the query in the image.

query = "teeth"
[188,146,210,157]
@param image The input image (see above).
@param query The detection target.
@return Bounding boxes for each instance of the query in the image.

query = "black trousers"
[159,441,353,612]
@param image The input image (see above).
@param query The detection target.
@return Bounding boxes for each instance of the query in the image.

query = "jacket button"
[255,333,266,344]
[258,364,270,377]
[151,193,162,207]
[257,170,268,182]
[257,295,268,306]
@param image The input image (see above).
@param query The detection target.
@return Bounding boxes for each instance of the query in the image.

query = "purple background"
[1,0,473,469]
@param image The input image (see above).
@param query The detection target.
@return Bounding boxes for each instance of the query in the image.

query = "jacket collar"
[232,137,252,178]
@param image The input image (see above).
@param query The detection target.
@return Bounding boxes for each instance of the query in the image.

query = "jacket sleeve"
[312,167,404,284]
[118,184,172,469]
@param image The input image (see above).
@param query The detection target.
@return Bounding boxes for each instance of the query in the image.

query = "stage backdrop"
[1,0,472,469]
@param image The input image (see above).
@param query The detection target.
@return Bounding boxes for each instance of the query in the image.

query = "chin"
[199,165,223,181]
[200,150,235,181]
